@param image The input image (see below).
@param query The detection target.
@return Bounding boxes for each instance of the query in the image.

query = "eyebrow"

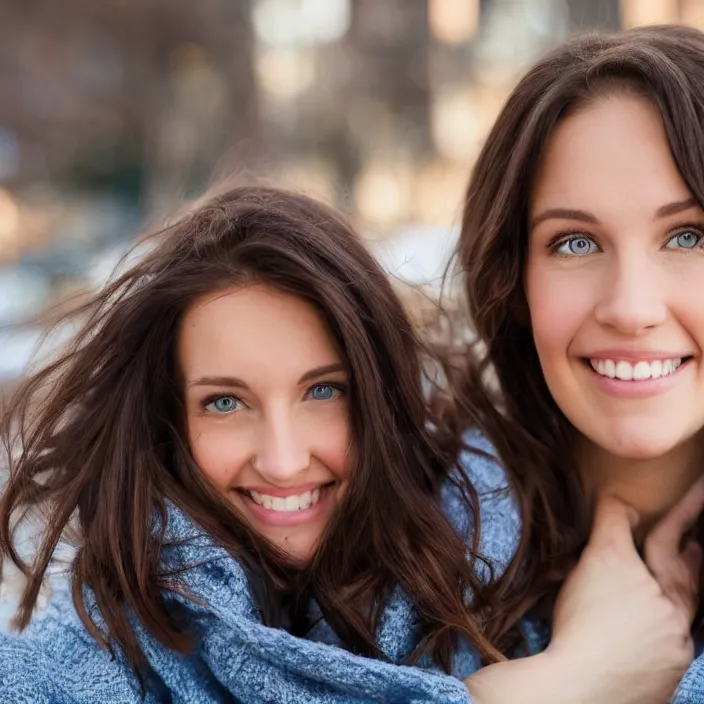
[188,362,347,390]
[530,197,700,229]
[298,362,347,384]
[655,197,698,219]
[530,208,599,229]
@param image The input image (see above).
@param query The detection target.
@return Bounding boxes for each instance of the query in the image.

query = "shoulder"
[439,427,521,580]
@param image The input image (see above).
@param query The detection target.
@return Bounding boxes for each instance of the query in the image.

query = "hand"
[466,476,704,704]
[644,474,704,625]
[546,476,704,704]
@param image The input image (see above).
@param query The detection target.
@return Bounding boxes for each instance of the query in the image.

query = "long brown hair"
[447,24,704,632]
[0,185,503,676]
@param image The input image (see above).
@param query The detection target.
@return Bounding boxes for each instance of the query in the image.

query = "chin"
[589,429,681,461]
[270,533,319,563]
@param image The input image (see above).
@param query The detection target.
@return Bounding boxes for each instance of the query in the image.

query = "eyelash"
[547,223,704,256]
[200,382,347,415]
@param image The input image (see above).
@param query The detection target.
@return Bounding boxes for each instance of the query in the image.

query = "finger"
[588,494,640,553]
[662,540,702,623]
[682,540,704,572]
[682,540,703,581]
[645,474,704,566]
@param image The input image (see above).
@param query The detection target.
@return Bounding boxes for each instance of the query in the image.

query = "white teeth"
[615,360,633,381]
[246,488,322,512]
[589,357,684,381]
[633,361,651,381]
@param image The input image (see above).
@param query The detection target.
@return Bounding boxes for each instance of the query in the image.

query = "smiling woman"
[446,23,704,703]
[179,284,351,561]
[0,184,522,703]
[526,94,704,467]
[1,148,703,701]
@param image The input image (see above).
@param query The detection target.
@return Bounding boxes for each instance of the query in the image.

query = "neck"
[578,432,704,534]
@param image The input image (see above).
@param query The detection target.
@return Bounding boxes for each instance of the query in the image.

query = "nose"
[594,252,667,334]
[253,408,311,483]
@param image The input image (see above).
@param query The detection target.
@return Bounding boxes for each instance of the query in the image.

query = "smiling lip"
[583,356,692,398]
[586,349,693,361]
[238,482,325,498]
[235,484,335,527]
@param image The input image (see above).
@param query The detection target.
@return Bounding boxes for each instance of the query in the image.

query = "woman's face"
[526,94,704,459]
[179,283,351,562]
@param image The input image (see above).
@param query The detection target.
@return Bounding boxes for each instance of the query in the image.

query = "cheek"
[187,420,247,490]
[678,277,704,340]
[531,304,574,364]
[526,267,590,366]
[310,412,350,479]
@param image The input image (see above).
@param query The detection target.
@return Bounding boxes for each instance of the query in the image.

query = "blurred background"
[1,0,704,388]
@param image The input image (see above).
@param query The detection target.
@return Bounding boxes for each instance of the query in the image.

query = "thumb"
[588,494,640,554]
[646,473,704,560]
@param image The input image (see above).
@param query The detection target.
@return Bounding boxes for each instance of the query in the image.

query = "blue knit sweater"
[1,433,702,702]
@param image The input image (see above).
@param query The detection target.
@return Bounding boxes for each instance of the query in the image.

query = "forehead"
[530,94,691,216]
[177,284,342,380]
